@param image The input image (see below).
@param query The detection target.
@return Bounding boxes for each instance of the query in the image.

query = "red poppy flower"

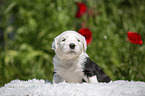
[127,31,143,45]
[78,28,92,45]
[76,2,87,18]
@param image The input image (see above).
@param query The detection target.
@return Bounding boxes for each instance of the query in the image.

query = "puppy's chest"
[57,63,84,83]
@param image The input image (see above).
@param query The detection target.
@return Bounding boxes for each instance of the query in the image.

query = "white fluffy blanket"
[0,79,145,96]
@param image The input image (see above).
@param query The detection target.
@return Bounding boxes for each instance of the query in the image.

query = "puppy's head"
[52,31,87,59]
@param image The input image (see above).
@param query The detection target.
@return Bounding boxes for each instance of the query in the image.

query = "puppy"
[52,31,111,83]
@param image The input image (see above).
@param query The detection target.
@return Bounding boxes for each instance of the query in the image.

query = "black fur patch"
[53,72,56,75]
[83,58,111,83]
[82,79,86,82]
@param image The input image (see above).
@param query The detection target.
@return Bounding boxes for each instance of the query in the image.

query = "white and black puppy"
[52,31,111,83]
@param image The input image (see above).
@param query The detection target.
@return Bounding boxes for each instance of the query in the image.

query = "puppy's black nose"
[69,43,75,49]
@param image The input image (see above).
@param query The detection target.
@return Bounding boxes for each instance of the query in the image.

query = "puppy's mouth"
[68,49,76,54]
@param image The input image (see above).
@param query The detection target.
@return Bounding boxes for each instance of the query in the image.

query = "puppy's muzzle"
[69,43,75,49]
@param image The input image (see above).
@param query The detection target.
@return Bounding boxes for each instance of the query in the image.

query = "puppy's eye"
[78,39,80,42]
[62,39,66,41]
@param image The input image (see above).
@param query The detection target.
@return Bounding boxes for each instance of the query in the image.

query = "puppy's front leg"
[88,75,99,83]
[53,72,65,84]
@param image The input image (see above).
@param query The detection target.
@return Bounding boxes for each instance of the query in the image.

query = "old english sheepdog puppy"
[52,31,111,83]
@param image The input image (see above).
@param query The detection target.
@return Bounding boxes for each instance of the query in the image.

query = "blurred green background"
[0,0,145,87]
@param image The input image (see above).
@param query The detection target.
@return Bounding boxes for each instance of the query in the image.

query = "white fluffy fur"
[52,31,97,83]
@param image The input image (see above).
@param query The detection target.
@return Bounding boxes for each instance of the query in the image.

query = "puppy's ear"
[82,36,87,52]
[52,38,58,50]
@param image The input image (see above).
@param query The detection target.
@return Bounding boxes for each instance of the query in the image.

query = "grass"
[0,0,145,86]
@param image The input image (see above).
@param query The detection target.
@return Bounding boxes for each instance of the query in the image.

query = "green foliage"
[0,0,145,86]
